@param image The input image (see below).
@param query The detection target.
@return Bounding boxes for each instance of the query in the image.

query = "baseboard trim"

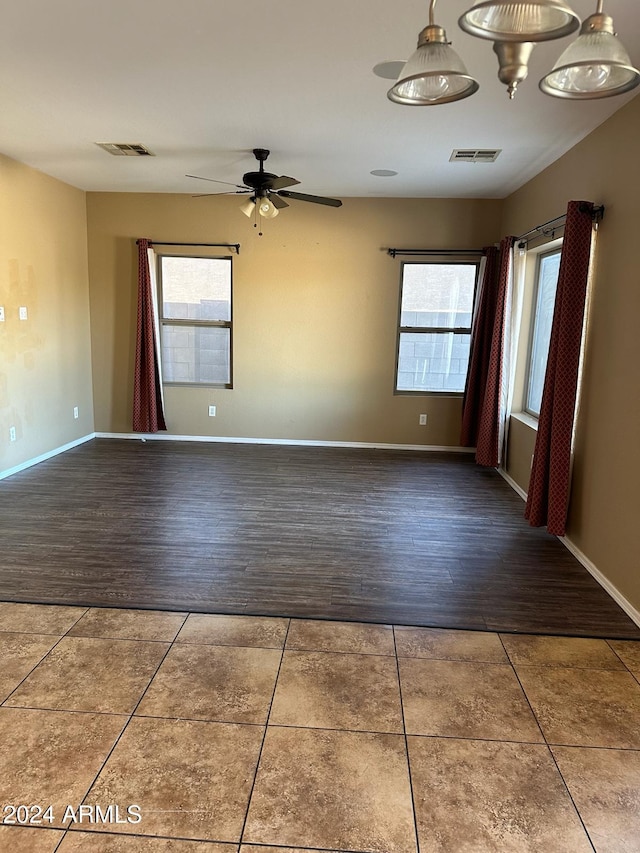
[95,432,476,453]
[498,468,528,501]
[498,466,640,630]
[560,536,640,629]
[0,433,96,481]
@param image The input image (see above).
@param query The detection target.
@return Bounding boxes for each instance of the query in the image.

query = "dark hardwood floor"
[1,438,638,638]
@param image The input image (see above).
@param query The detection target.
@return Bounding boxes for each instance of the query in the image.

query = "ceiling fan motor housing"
[242,148,270,197]
[243,148,275,194]
[242,171,278,192]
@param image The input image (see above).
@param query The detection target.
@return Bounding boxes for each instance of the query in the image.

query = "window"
[158,255,232,387]
[395,261,479,393]
[525,249,561,416]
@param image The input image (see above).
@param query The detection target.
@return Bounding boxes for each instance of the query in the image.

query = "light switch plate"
[19,306,28,320]
[0,307,4,322]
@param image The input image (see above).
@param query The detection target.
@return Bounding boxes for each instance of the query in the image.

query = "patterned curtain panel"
[525,201,595,536]
[133,238,167,432]
[460,246,498,447]
[474,236,516,467]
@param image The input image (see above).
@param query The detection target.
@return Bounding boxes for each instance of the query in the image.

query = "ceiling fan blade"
[278,190,342,208]
[270,193,290,209]
[268,175,301,191]
[186,174,247,189]
[191,189,252,198]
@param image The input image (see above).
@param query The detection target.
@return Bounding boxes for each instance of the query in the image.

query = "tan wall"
[87,193,501,445]
[501,94,640,610]
[505,417,537,494]
[0,154,93,473]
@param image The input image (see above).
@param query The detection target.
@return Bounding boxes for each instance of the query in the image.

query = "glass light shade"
[388,42,479,105]
[240,197,256,217]
[258,197,279,218]
[459,1,580,42]
[540,30,640,98]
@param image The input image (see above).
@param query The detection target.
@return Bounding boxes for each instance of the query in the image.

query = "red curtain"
[525,201,594,536]
[471,236,515,467]
[133,238,167,432]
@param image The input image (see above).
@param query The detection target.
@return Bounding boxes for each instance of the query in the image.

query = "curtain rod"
[517,204,604,248]
[136,240,240,254]
[387,248,483,258]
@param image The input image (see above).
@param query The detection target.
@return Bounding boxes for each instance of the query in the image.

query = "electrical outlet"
[419,414,428,426]
[9,426,16,442]
[73,406,79,419]
[19,306,28,320]
[208,405,216,417]
[0,306,5,322]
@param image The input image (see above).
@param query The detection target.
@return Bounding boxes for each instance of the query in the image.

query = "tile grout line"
[545,749,598,853]
[238,842,367,853]
[38,608,91,853]
[66,611,191,839]
[6,703,631,750]
[48,823,247,847]
[605,638,640,682]
[174,641,395,656]
[0,607,90,709]
[497,634,598,853]
[496,634,552,747]
[237,618,292,848]
[3,605,639,641]
[52,822,67,852]
[392,625,422,853]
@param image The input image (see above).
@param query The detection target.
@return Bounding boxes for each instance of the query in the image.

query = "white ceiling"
[1,0,638,199]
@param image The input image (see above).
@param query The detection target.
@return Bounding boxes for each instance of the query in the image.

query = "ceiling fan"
[186,148,342,220]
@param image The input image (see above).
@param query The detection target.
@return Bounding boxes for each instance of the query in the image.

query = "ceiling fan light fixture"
[459,0,580,42]
[192,149,342,221]
[240,197,256,217]
[388,2,478,106]
[258,196,279,218]
[539,2,640,99]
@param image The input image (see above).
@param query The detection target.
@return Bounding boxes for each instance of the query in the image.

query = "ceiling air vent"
[450,148,501,163]
[96,142,155,156]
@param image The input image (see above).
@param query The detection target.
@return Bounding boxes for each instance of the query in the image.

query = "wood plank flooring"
[1,438,638,638]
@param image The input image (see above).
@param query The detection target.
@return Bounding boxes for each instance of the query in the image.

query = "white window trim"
[157,253,233,389]
[394,257,481,396]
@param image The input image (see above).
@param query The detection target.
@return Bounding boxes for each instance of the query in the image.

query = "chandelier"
[388,0,639,103]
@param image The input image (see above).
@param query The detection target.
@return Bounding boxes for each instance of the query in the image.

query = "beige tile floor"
[0,602,639,852]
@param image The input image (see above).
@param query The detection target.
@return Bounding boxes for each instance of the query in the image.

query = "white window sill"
[511,411,539,431]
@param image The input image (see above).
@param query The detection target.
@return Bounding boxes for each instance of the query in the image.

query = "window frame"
[523,246,562,418]
[157,252,233,389]
[394,257,481,396]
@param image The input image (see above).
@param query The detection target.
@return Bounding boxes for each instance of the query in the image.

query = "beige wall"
[86,193,501,445]
[505,416,537,494]
[0,155,93,474]
[502,94,640,610]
